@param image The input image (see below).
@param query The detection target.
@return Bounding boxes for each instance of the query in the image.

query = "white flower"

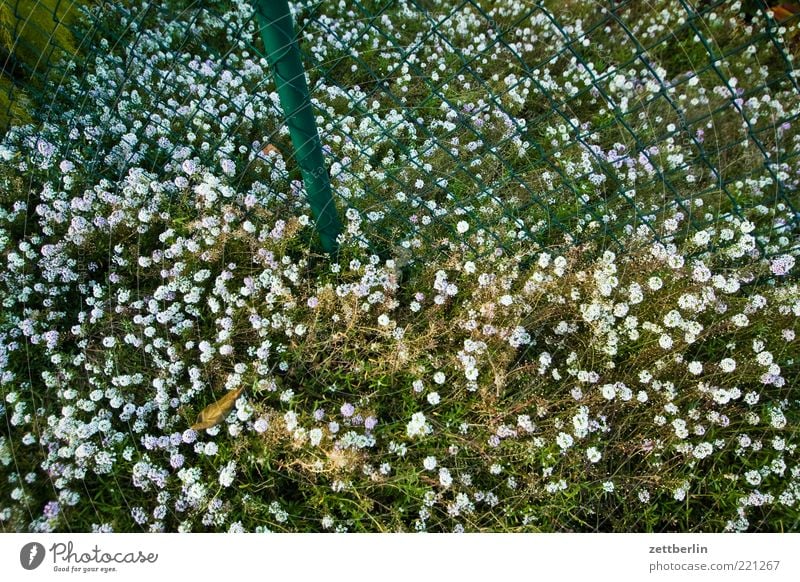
[537,253,551,268]
[218,461,236,487]
[744,470,761,486]
[284,411,298,431]
[508,326,531,347]
[556,432,574,450]
[423,456,437,471]
[693,230,710,245]
[517,415,535,433]
[433,371,446,384]
[692,264,711,283]
[663,310,682,328]
[672,419,689,439]
[309,428,323,447]
[770,407,787,429]
[628,283,644,304]
[692,442,713,459]
[406,412,431,438]
[586,447,601,463]
[182,159,198,175]
[427,392,440,405]
[731,313,749,327]
[688,361,703,375]
[456,221,469,234]
[756,352,773,366]
[770,255,795,276]
[438,467,453,487]
[719,358,736,373]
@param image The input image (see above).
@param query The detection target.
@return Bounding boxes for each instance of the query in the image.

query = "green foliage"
[0,0,88,130]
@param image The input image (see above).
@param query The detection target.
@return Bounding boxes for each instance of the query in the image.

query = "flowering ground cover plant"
[0,0,798,532]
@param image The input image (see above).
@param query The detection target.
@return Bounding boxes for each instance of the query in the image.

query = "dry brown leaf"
[191,386,245,430]
[771,4,800,20]
[261,143,280,157]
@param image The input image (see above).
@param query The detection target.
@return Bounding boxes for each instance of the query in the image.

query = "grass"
[0,0,798,533]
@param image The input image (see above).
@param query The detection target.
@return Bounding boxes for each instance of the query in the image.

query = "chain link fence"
[1,0,799,535]
[1,0,799,259]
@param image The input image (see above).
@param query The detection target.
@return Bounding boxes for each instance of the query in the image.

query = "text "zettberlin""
[649,544,708,554]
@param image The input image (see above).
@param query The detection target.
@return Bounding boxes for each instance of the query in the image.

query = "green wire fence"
[1,0,799,257]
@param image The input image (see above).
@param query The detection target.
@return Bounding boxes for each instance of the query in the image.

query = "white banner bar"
[1,533,798,581]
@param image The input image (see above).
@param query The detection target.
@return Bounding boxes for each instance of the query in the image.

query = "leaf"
[191,386,245,431]
[771,5,796,20]
[261,143,280,157]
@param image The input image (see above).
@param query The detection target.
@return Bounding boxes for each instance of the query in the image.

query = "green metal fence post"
[251,0,343,253]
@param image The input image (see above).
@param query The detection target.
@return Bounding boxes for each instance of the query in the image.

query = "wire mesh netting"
[1,0,800,534]
[2,0,799,259]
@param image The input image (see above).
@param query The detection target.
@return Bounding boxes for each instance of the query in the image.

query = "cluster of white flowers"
[406,412,432,438]
[0,0,797,533]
